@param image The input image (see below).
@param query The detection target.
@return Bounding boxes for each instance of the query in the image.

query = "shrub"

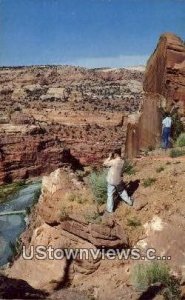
[127,218,141,227]
[143,177,156,187]
[123,160,136,175]
[170,148,185,158]
[132,262,170,290]
[132,262,181,299]
[156,166,164,173]
[89,169,107,205]
[171,113,184,141]
[66,191,88,204]
[176,132,185,147]
[148,145,154,151]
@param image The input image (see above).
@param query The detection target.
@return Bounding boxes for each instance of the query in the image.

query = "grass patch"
[170,148,185,158]
[127,217,141,227]
[123,160,136,175]
[89,170,107,205]
[143,177,156,187]
[0,181,26,204]
[156,166,165,173]
[132,262,181,299]
[66,191,88,204]
[176,132,185,147]
[85,212,102,224]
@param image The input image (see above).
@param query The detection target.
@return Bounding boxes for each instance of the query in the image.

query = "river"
[0,182,41,267]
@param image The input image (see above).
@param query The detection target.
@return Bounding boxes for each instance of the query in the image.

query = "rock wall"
[126,33,185,158]
[0,125,73,184]
[125,93,162,158]
[144,33,185,114]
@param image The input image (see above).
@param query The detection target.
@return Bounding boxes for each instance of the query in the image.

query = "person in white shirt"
[162,112,172,149]
[103,149,133,213]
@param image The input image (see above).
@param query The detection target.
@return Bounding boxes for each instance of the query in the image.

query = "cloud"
[66,54,149,68]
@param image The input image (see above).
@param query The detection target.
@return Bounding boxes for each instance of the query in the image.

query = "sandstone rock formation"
[0,125,74,184]
[7,169,129,292]
[125,93,164,158]
[144,33,185,114]
[126,33,185,157]
[6,152,185,298]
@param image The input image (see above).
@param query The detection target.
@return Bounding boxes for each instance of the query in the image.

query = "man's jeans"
[162,127,171,149]
[107,182,133,213]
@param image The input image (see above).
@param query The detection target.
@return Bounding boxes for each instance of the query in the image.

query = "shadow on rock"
[0,275,48,299]
[126,179,140,197]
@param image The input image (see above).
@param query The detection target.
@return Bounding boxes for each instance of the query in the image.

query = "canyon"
[0,66,143,183]
[0,32,185,299]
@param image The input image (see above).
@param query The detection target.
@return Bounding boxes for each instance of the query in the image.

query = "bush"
[123,160,136,175]
[89,169,107,205]
[170,148,185,158]
[132,262,170,290]
[127,218,141,227]
[156,166,164,173]
[67,192,88,204]
[143,177,156,187]
[171,113,184,141]
[132,262,181,299]
[176,132,185,147]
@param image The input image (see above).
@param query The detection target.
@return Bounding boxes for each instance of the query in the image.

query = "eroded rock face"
[125,93,163,158]
[126,33,185,157]
[144,33,185,114]
[0,128,72,184]
[7,168,129,292]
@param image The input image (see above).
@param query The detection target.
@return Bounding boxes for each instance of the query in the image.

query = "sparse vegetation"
[0,181,26,203]
[148,145,155,151]
[156,166,165,173]
[143,177,156,187]
[85,212,102,224]
[66,191,88,204]
[127,217,141,227]
[171,113,184,141]
[170,148,185,158]
[176,132,185,147]
[123,160,136,175]
[89,169,107,205]
[132,262,181,299]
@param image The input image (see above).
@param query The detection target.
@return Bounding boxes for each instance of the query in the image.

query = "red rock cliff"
[143,33,185,114]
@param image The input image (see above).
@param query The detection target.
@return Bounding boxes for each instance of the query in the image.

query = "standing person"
[103,149,133,213]
[162,112,172,149]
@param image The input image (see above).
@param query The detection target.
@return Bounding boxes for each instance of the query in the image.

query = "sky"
[0,0,185,68]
